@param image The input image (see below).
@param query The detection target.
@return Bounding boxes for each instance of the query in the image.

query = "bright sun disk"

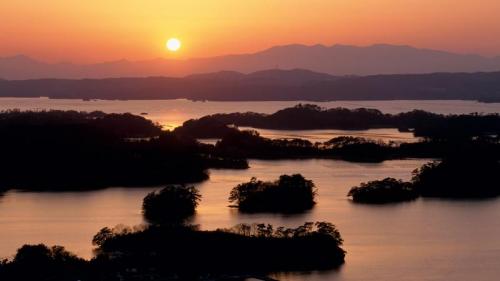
[166,38,181,52]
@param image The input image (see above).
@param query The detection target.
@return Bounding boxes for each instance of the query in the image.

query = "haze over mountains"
[2,44,500,80]
[2,69,500,102]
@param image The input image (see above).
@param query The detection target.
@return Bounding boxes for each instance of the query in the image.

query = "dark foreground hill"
[0,110,247,190]
[2,69,500,101]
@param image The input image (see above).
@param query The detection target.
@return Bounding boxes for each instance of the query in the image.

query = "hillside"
[2,69,500,101]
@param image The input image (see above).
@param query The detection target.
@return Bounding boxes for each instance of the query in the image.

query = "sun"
[166,38,181,52]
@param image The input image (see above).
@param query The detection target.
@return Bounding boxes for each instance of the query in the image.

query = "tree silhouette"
[348,177,417,203]
[412,154,500,198]
[142,185,201,225]
[229,174,316,213]
[0,244,87,280]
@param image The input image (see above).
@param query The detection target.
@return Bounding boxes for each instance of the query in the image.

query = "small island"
[348,177,418,204]
[348,152,500,202]
[0,221,346,280]
[142,185,201,225]
[175,104,500,139]
[229,174,317,213]
[412,155,500,198]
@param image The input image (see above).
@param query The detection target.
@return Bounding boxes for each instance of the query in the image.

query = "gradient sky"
[2,0,500,63]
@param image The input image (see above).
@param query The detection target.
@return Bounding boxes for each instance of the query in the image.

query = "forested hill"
[2,69,500,102]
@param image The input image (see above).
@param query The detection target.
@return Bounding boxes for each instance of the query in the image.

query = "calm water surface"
[239,127,418,143]
[1,159,500,281]
[1,99,500,280]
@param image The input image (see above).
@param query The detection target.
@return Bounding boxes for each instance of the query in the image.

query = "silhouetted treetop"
[92,224,148,248]
[229,174,317,213]
[220,221,343,244]
[412,154,500,198]
[348,177,418,204]
[324,136,380,148]
[0,244,88,281]
[142,185,201,225]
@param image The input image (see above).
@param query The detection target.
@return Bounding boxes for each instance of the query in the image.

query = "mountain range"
[2,44,500,79]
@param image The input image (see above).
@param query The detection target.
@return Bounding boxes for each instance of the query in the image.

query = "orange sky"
[2,0,500,63]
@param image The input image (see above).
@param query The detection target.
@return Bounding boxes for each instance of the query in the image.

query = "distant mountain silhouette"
[186,69,337,85]
[2,44,500,79]
[2,69,500,101]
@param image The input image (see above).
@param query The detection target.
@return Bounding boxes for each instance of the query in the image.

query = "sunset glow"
[2,1,500,280]
[2,0,500,63]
